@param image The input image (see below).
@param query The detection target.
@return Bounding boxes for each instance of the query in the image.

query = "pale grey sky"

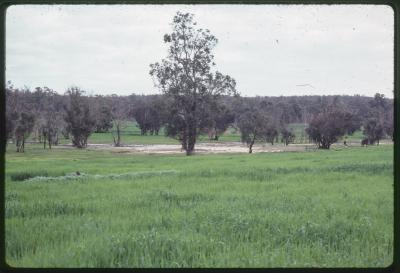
[6,4,394,97]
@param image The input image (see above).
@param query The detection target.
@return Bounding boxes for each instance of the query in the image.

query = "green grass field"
[5,144,393,268]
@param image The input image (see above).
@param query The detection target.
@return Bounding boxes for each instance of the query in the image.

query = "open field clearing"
[5,144,393,267]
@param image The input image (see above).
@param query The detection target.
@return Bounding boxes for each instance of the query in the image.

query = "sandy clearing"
[56,142,317,154]
[54,139,393,155]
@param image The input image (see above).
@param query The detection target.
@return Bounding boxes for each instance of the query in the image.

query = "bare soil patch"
[57,142,314,154]
[55,139,393,155]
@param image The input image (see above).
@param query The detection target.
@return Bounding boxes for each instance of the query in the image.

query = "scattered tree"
[150,12,236,155]
[203,101,235,141]
[14,112,35,152]
[109,96,129,147]
[306,104,357,149]
[5,82,21,146]
[363,118,385,145]
[265,122,279,145]
[384,116,394,141]
[281,127,296,146]
[6,110,19,146]
[362,93,392,144]
[64,87,96,148]
[95,102,113,133]
[237,109,273,153]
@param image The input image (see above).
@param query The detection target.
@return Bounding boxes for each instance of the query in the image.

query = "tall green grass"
[5,145,393,267]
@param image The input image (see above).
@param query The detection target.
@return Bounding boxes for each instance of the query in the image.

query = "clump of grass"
[92,170,179,180]
[10,170,49,181]
[23,170,180,183]
[328,163,392,174]
[23,172,85,183]
[6,201,93,218]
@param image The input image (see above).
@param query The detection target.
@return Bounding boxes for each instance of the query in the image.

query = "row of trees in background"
[5,83,172,150]
[5,81,394,154]
[306,93,393,149]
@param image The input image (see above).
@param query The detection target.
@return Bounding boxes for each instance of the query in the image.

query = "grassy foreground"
[5,144,393,267]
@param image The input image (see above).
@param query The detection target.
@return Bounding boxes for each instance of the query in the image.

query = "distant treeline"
[5,82,393,153]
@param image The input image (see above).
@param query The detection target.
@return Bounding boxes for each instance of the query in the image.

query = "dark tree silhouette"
[237,109,277,153]
[306,104,357,149]
[64,87,96,148]
[14,112,35,152]
[281,127,296,146]
[363,118,385,145]
[150,12,236,155]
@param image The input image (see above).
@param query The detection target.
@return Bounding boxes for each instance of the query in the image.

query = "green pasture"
[5,144,393,267]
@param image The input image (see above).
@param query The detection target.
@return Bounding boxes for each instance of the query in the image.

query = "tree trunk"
[181,142,186,152]
[248,138,255,154]
[74,136,86,149]
[186,135,196,155]
[186,148,194,156]
[181,133,188,152]
[319,141,330,149]
[186,124,196,156]
[117,129,121,147]
[16,136,25,152]
[48,135,52,149]
[16,138,20,152]
[116,125,121,147]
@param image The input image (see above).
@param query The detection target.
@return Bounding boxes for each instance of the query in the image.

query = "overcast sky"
[6,4,394,97]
